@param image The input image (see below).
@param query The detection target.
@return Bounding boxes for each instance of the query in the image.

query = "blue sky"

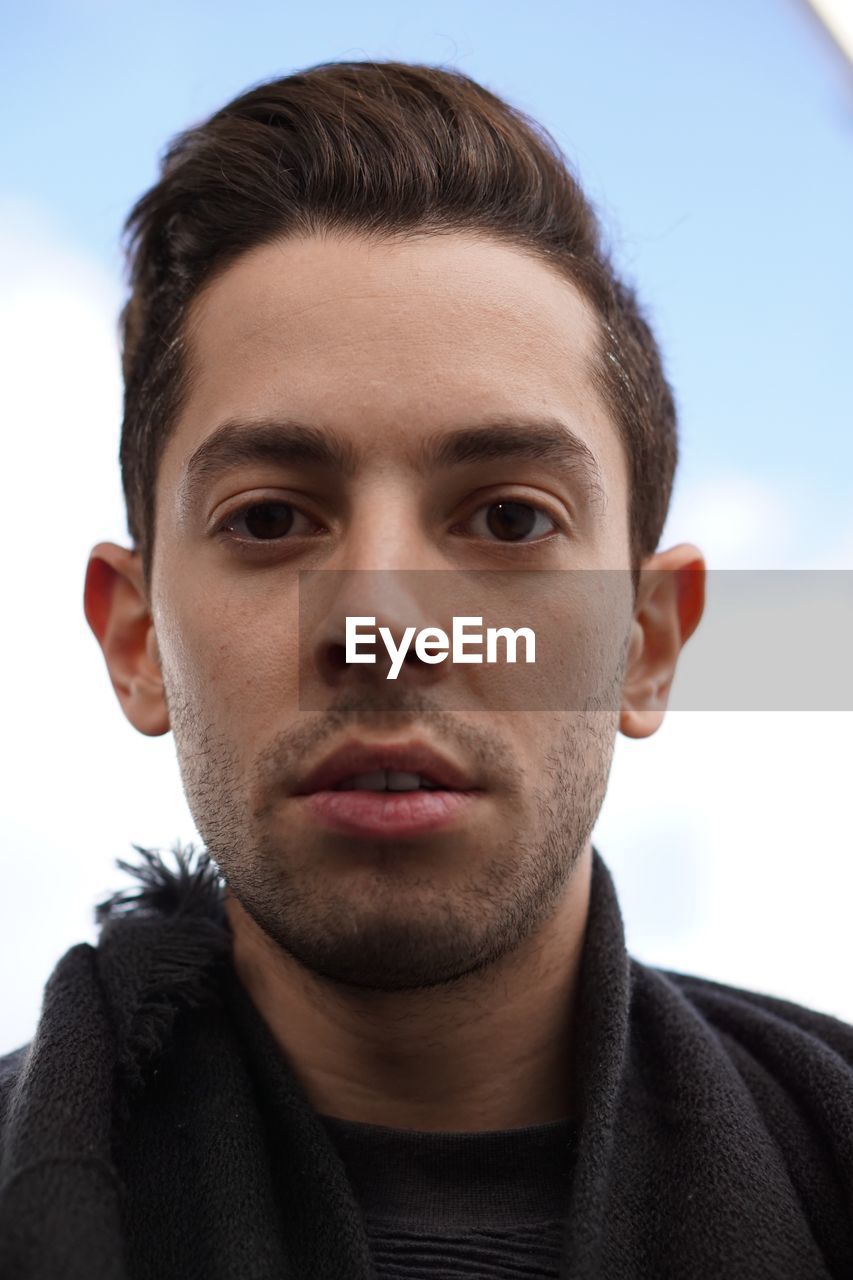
[0,1,851,1051]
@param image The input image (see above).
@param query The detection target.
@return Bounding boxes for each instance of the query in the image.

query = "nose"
[301,488,461,696]
[307,568,452,692]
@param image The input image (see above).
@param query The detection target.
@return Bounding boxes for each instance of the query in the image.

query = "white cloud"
[663,470,794,567]
[594,711,853,1025]
[662,468,853,569]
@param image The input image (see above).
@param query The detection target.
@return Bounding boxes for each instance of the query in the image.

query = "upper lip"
[292,739,480,794]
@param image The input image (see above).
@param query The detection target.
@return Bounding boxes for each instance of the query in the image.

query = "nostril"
[326,641,349,673]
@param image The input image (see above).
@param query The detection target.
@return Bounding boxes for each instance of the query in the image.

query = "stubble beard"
[164,673,620,993]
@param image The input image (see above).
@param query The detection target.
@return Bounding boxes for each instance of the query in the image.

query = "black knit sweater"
[1,845,852,1278]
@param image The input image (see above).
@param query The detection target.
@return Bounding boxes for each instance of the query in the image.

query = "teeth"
[348,770,388,790]
[335,769,440,791]
[387,770,425,791]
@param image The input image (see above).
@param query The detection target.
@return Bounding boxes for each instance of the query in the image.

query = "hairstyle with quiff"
[118,59,678,590]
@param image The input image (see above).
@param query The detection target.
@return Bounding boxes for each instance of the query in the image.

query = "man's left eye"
[463,499,558,543]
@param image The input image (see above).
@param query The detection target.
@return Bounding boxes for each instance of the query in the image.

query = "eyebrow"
[178,414,607,517]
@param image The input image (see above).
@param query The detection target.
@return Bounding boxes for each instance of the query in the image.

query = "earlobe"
[619,544,705,741]
[83,542,170,737]
[620,706,666,738]
[619,623,669,739]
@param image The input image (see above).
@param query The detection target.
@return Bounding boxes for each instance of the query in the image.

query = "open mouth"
[291,738,483,837]
[331,769,447,792]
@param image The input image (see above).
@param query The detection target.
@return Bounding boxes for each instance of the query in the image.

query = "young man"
[1,60,851,1280]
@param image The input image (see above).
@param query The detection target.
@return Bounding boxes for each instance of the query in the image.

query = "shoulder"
[650,963,853,1058]
[630,958,853,1116]
[617,959,853,1267]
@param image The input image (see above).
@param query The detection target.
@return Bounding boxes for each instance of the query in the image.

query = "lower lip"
[296,788,483,839]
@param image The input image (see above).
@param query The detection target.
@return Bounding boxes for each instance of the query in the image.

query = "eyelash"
[215,495,565,550]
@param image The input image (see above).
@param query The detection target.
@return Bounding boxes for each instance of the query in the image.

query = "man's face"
[148,230,635,991]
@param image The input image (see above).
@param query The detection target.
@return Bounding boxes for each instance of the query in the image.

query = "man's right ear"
[83,542,170,737]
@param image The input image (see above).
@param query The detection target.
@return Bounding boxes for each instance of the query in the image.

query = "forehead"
[161,230,628,508]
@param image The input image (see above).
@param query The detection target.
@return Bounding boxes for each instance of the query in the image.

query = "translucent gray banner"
[296,570,853,711]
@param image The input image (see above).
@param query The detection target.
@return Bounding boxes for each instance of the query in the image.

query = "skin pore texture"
[84,230,704,1132]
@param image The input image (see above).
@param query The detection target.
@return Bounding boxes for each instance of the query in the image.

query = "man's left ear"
[620,543,705,739]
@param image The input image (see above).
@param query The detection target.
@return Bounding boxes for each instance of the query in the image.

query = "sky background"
[1,0,851,1053]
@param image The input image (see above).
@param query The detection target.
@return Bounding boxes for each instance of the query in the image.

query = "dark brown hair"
[118,59,677,591]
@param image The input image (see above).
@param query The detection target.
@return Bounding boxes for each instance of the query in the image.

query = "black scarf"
[1,845,852,1279]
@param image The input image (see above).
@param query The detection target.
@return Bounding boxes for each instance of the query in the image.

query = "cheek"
[156,581,302,724]
[524,582,631,712]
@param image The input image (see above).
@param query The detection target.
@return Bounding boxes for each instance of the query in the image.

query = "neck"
[225,843,592,1132]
